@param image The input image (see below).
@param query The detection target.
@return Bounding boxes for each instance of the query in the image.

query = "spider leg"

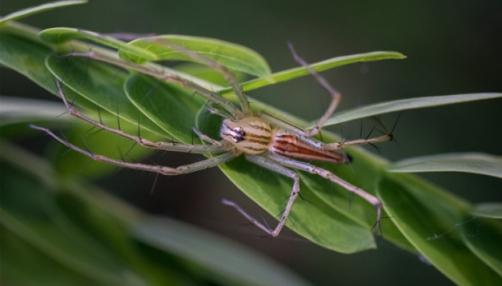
[325,133,393,151]
[65,50,240,116]
[54,81,224,154]
[156,39,250,115]
[267,153,382,230]
[222,154,300,237]
[30,124,238,175]
[288,43,342,137]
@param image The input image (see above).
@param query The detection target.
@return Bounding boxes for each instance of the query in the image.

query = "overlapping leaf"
[0,141,311,286]
[3,18,502,285]
[377,174,502,285]
[0,1,86,25]
[120,35,271,77]
[389,153,502,179]
[322,93,502,127]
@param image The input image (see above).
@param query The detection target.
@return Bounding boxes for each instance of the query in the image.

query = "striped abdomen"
[220,117,272,155]
[270,130,348,164]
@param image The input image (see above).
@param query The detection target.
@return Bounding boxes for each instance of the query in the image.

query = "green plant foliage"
[2,3,502,283]
[119,35,272,77]
[0,1,87,25]
[39,27,157,62]
[45,55,165,136]
[461,219,502,276]
[377,175,502,285]
[233,51,406,93]
[134,219,310,286]
[0,141,310,286]
[473,203,502,219]
[0,96,69,126]
[322,93,502,127]
[389,153,502,179]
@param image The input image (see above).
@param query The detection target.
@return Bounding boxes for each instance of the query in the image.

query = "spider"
[31,41,392,237]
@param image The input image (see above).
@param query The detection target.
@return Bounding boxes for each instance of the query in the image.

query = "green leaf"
[232,51,406,92]
[0,24,112,118]
[0,96,69,126]
[389,153,502,179]
[119,35,271,77]
[45,54,165,137]
[39,27,157,62]
[0,141,312,286]
[125,75,381,253]
[461,219,502,277]
[50,122,154,179]
[377,174,502,285]
[473,203,502,219]
[0,162,141,285]
[322,93,502,127]
[124,75,203,143]
[0,1,87,25]
[0,26,59,92]
[0,230,98,286]
[174,63,247,86]
[133,218,311,286]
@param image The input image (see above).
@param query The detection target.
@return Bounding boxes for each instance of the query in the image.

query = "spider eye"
[233,127,245,142]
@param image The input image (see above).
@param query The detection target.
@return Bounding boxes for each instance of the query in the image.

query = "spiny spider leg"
[54,81,223,154]
[156,39,250,115]
[288,43,342,137]
[223,154,300,237]
[192,127,222,147]
[267,153,382,230]
[30,124,238,175]
[65,50,239,116]
[326,133,393,150]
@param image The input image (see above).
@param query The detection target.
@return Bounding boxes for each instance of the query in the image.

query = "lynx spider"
[32,41,392,237]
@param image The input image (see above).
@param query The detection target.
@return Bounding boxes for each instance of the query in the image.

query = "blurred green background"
[1,0,501,285]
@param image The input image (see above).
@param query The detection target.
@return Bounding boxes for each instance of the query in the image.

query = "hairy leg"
[288,43,342,137]
[31,124,238,175]
[267,153,382,230]
[222,154,300,237]
[155,39,250,115]
[65,51,240,116]
[54,81,224,154]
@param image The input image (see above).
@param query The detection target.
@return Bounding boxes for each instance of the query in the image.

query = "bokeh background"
[1,0,502,285]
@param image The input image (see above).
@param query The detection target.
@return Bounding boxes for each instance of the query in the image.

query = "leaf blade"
[461,219,502,277]
[377,174,502,285]
[133,218,311,286]
[389,153,502,179]
[234,51,406,92]
[119,35,271,77]
[322,93,502,127]
[39,27,157,61]
[473,203,502,219]
[0,1,87,25]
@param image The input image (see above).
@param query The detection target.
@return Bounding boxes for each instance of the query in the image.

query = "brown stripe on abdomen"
[270,134,346,164]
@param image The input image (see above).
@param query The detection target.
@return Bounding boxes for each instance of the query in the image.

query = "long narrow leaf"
[0,96,69,125]
[377,175,502,285]
[39,27,157,61]
[322,93,502,127]
[0,1,87,25]
[473,203,502,219]
[389,153,502,179]
[134,218,310,286]
[462,219,502,277]
[233,51,405,92]
[120,35,271,76]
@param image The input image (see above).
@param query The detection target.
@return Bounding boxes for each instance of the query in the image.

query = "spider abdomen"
[270,130,348,164]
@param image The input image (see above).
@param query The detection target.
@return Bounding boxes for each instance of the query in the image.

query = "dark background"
[1,0,502,285]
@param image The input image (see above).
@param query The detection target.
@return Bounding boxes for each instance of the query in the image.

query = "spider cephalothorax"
[220,117,272,154]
